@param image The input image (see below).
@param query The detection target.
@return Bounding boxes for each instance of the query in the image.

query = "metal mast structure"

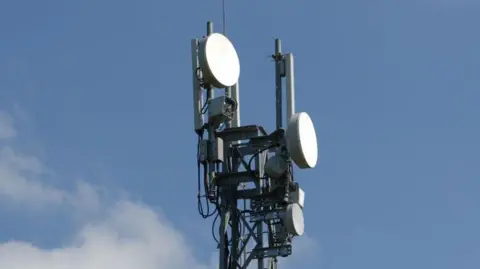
[191,21,318,269]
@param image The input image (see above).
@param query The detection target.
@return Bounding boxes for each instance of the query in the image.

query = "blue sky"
[1,0,480,268]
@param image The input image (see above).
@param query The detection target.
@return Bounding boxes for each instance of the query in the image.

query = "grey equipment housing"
[208,95,237,129]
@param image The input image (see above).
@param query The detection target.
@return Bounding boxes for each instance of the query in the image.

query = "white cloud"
[0,146,66,206]
[0,111,62,206]
[0,110,320,269]
[0,201,211,269]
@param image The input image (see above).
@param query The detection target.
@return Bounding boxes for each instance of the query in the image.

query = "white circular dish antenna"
[198,33,240,88]
[284,203,304,236]
[286,112,318,169]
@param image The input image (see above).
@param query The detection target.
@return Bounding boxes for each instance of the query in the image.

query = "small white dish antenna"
[286,112,318,169]
[198,33,240,88]
[284,203,304,236]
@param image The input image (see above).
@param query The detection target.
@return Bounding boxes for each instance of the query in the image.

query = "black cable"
[210,188,224,243]
[197,165,216,218]
[197,135,217,219]
[200,98,208,115]
[197,161,204,215]
[212,212,220,244]
[288,161,295,181]
[196,136,206,217]
[247,151,260,173]
[203,162,210,198]
[247,145,276,173]
[203,167,215,218]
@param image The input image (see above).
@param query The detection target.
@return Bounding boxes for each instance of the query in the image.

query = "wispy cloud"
[0,146,65,206]
[0,201,211,269]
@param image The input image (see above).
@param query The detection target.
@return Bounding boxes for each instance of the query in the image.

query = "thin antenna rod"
[221,1,232,128]
[275,39,283,130]
[222,0,226,34]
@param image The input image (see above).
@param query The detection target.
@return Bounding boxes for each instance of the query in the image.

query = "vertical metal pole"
[221,0,231,129]
[225,85,232,128]
[231,81,241,128]
[205,21,214,110]
[255,152,266,269]
[206,21,215,190]
[219,203,230,269]
[205,20,213,112]
[285,53,295,122]
[191,39,204,132]
[207,21,214,36]
[274,39,283,130]
[204,20,230,269]
[230,196,239,269]
[222,20,232,128]
[206,21,215,101]
[272,41,283,267]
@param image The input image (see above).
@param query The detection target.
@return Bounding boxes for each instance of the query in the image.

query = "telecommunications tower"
[191,21,319,269]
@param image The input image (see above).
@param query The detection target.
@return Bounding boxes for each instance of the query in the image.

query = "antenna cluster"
[191,21,318,269]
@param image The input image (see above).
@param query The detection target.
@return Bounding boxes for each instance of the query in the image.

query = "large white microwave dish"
[198,33,240,88]
[286,112,318,169]
[284,203,304,236]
